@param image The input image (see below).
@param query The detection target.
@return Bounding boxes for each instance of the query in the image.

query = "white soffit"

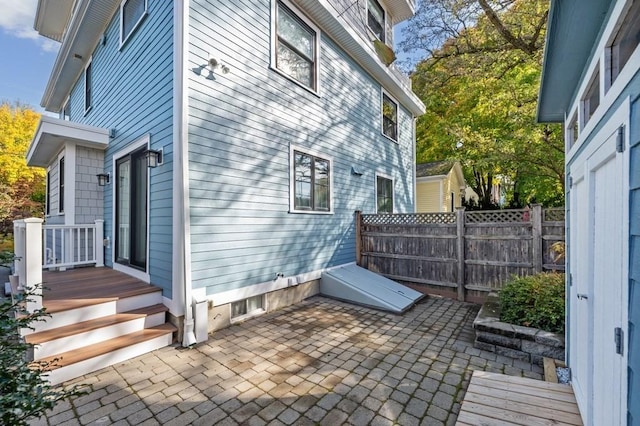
[27,116,110,167]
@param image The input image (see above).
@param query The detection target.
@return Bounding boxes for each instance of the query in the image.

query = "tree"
[402,0,564,207]
[0,288,85,425]
[0,102,45,237]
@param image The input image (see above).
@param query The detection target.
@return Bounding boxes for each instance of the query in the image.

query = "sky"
[0,1,412,113]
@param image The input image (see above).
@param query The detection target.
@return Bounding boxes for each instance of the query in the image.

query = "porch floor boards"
[42,267,161,313]
[456,370,583,426]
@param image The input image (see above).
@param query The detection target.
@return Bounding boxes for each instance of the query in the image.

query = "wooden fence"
[355,206,565,303]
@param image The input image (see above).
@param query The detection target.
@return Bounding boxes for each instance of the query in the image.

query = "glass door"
[115,147,147,270]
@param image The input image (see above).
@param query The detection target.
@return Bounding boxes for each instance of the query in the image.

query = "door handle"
[577,293,588,300]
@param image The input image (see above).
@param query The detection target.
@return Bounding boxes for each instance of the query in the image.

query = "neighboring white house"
[538,0,640,424]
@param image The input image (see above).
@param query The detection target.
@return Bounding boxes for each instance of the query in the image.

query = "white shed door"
[569,120,628,426]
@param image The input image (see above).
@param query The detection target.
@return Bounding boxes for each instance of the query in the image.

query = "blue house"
[538,0,640,424]
[23,0,424,382]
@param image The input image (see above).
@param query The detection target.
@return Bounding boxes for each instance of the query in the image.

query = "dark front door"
[115,147,147,270]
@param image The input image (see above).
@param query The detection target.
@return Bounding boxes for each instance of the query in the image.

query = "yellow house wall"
[416,181,442,212]
[443,171,464,212]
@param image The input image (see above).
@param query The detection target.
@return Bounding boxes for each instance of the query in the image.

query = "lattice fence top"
[543,208,565,222]
[362,213,456,225]
[465,210,529,223]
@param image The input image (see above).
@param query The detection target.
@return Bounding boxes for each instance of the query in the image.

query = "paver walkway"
[32,296,543,426]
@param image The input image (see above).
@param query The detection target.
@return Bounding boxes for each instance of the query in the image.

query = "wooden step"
[36,323,177,385]
[25,304,168,345]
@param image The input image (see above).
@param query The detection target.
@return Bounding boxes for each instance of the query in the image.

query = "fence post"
[23,218,44,312]
[94,219,105,267]
[355,211,362,266]
[456,207,466,302]
[532,204,543,273]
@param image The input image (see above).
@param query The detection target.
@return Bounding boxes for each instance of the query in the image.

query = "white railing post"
[23,218,43,312]
[13,220,25,288]
[94,219,104,267]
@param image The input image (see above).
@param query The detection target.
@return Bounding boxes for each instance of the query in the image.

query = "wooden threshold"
[456,370,583,426]
[35,323,177,370]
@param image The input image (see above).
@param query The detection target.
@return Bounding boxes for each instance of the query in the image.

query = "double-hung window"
[275,1,318,91]
[382,93,398,141]
[292,150,330,212]
[58,156,65,213]
[120,0,147,46]
[367,0,385,42]
[376,175,393,214]
[84,61,92,113]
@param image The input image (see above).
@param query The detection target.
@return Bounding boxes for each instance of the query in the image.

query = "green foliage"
[499,273,565,334]
[0,102,45,236]
[0,288,85,425]
[402,0,565,208]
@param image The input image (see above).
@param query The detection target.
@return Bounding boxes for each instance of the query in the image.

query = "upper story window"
[58,156,65,213]
[376,175,393,213]
[292,150,331,212]
[567,112,579,149]
[367,0,385,43]
[274,1,318,91]
[607,0,640,88]
[60,100,70,121]
[382,92,398,141]
[581,66,599,127]
[120,0,148,46]
[84,60,92,113]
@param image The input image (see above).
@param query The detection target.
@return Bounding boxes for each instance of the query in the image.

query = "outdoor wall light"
[145,149,163,168]
[351,166,364,176]
[208,57,230,75]
[97,173,110,186]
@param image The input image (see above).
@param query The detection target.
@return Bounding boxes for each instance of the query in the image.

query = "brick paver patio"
[32,296,543,425]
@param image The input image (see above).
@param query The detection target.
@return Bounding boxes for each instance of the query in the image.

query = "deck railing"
[43,220,104,269]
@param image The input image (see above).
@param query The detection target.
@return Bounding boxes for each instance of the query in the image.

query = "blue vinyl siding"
[629,94,640,426]
[66,1,174,297]
[187,0,414,295]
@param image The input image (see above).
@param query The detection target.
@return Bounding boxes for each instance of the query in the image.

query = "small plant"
[0,287,85,425]
[499,272,565,334]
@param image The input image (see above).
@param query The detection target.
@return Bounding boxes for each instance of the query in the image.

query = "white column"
[94,219,104,267]
[23,218,44,312]
[13,220,25,289]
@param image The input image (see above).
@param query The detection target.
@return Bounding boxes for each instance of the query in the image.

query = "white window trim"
[60,96,70,121]
[375,172,394,214]
[270,0,322,96]
[365,0,388,43]
[119,0,148,49]
[289,144,334,215]
[45,165,52,217]
[111,134,152,283]
[57,151,66,215]
[83,57,92,115]
[580,66,600,129]
[565,109,579,151]
[381,88,399,143]
[566,0,640,162]
[230,295,266,323]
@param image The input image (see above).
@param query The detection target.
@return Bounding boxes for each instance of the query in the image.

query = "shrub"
[0,287,85,425]
[499,272,565,334]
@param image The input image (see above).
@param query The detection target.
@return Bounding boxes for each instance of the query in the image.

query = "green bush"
[499,272,565,334]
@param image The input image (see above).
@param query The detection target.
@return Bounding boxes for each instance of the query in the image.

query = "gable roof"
[416,161,455,178]
[537,0,611,123]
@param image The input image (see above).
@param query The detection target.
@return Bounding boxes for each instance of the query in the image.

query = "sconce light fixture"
[145,149,163,168]
[97,173,110,186]
[208,57,230,75]
[351,166,364,176]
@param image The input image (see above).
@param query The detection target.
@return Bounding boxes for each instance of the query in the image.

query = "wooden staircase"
[20,268,176,385]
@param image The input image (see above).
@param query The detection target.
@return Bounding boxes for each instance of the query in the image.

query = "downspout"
[173,0,195,346]
[412,117,417,212]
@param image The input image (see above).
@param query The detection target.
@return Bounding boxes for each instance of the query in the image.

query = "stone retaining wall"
[473,293,564,365]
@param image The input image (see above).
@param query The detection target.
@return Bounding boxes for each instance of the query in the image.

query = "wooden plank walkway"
[456,370,583,426]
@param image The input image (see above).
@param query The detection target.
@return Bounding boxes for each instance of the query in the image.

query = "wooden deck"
[42,267,161,313]
[456,371,583,426]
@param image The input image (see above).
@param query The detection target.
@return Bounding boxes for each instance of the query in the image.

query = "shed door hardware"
[616,126,625,153]
[615,327,624,355]
[577,293,588,300]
